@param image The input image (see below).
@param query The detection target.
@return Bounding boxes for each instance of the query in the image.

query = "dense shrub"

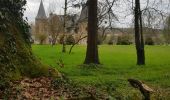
[145,37,154,45]
[117,35,132,45]
[66,35,75,45]
[108,40,113,45]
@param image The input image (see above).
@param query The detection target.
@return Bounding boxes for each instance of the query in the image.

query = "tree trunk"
[84,0,100,64]
[0,25,49,83]
[62,0,67,53]
[134,0,145,65]
[0,0,59,90]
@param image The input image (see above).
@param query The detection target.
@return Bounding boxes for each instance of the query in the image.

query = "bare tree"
[118,0,145,65]
[134,0,145,65]
[68,0,118,54]
[97,0,118,44]
[132,0,169,65]
[48,13,64,46]
[62,0,80,53]
[120,0,169,65]
[35,33,48,44]
[61,0,68,53]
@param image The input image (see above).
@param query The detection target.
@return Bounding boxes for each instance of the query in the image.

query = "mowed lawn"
[32,45,170,94]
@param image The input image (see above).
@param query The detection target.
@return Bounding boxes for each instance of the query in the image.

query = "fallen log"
[128,79,154,100]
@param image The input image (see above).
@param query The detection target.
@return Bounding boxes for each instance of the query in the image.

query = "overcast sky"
[24,0,65,23]
[24,0,132,27]
[24,0,170,28]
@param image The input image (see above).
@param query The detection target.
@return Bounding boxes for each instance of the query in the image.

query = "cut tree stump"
[128,79,154,100]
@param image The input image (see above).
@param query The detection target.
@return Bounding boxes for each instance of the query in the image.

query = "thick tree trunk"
[139,0,145,65]
[84,0,100,64]
[0,0,60,90]
[0,25,48,78]
[134,0,145,65]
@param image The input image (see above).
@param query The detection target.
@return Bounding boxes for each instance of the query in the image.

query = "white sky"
[24,0,65,23]
[24,0,133,27]
[24,0,170,28]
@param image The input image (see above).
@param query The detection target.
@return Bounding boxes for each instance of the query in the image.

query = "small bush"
[35,33,47,44]
[65,35,75,45]
[117,35,132,45]
[107,35,114,45]
[108,40,113,45]
[145,37,154,45]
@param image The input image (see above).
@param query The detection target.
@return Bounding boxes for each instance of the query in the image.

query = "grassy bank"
[32,45,170,98]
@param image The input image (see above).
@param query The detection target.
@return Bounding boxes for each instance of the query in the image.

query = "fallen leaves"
[0,76,109,100]
[0,76,94,100]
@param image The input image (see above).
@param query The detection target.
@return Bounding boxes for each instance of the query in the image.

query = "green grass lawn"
[32,45,170,98]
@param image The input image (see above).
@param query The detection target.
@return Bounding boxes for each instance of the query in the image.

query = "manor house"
[33,0,88,44]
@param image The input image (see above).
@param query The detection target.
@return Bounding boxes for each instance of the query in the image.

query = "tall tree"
[84,0,100,64]
[62,0,68,53]
[134,0,145,65]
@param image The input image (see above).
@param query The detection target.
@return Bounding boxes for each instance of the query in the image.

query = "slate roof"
[36,0,47,19]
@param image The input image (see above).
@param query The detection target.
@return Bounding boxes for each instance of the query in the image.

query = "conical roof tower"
[36,0,47,19]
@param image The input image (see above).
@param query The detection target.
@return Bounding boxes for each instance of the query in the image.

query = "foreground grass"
[32,45,170,98]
